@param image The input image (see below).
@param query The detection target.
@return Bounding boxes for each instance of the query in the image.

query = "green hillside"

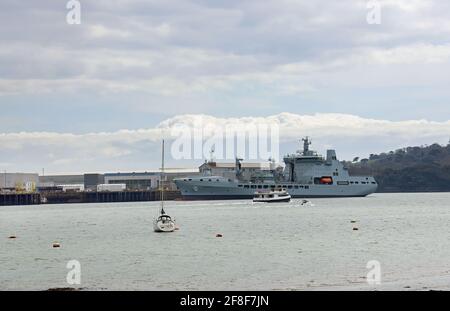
[344,142,450,192]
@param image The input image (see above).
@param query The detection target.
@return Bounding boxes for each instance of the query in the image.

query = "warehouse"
[104,169,200,191]
[104,172,159,190]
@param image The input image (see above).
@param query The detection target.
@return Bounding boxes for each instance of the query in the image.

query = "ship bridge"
[282,137,344,183]
[284,137,323,161]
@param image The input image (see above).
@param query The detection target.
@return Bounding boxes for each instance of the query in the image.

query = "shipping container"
[97,183,126,192]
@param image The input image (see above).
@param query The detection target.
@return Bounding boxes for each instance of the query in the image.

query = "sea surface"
[2,193,450,291]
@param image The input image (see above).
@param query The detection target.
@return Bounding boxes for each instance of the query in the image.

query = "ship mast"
[302,137,311,155]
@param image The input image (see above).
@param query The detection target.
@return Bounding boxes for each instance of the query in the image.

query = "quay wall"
[0,193,41,206]
[42,190,182,204]
[1,190,182,206]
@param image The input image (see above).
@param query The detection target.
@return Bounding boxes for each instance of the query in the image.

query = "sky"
[1,0,450,173]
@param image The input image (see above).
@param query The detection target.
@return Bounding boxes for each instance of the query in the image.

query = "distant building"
[60,184,85,192]
[39,174,84,186]
[104,172,158,190]
[104,169,200,191]
[0,173,39,192]
[84,173,105,191]
[37,175,84,192]
[34,169,201,193]
[97,183,126,192]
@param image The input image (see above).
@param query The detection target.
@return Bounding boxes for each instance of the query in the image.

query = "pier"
[41,190,182,204]
[0,193,41,206]
[1,190,182,206]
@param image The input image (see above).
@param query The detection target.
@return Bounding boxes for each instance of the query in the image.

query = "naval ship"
[174,138,378,200]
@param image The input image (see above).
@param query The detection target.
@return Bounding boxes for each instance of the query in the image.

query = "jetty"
[1,190,182,206]
[0,193,41,206]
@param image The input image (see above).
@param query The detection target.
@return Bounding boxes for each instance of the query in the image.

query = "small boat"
[153,213,176,232]
[153,140,176,233]
[253,189,291,203]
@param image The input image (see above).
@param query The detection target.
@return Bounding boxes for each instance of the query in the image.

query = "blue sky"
[1,0,450,173]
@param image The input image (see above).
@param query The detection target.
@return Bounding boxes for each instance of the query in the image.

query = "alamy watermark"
[366,260,381,286]
[66,0,81,25]
[66,259,81,285]
[170,121,280,161]
[367,0,381,25]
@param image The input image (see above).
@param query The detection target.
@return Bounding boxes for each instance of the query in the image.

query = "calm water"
[2,193,450,291]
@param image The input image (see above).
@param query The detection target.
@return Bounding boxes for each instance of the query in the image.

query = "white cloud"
[368,43,450,64]
[89,24,132,39]
[380,0,433,12]
[1,113,449,173]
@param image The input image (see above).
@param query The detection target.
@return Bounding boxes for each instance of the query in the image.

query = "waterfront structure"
[97,183,126,192]
[104,172,159,190]
[0,193,41,205]
[60,184,85,192]
[38,174,84,191]
[84,173,105,191]
[104,169,200,191]
[0,173,39,192]
[39,174,84,186]
[174,137,378,200]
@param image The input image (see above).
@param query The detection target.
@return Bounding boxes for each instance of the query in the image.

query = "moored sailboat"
[153,140,176,233]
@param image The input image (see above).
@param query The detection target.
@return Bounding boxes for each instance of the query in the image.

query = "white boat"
[153,140,176,233]
[253,189,291,203]
[153,213,176,232]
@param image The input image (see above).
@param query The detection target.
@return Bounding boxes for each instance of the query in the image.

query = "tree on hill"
[346,142,450,192]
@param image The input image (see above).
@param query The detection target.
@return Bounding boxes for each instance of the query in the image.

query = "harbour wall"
[0,193,41,206]
[0,190,182,206]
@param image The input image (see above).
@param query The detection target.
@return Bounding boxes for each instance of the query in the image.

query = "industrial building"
[84,173,105,191]
[104,172,158,190]
[2,169,201,205]
[39,174,83,185]
[104,169,200,191]
[38,174,84,192]
[0,173,39,192]
[33,168,200,194]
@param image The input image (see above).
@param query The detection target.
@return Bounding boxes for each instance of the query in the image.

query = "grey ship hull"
[174,177,378,200]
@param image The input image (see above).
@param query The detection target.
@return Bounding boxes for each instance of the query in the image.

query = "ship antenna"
[302,136,311,154]
[209,146,215,162]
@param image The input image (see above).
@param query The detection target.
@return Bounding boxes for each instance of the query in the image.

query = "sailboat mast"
[160,139,165,213]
